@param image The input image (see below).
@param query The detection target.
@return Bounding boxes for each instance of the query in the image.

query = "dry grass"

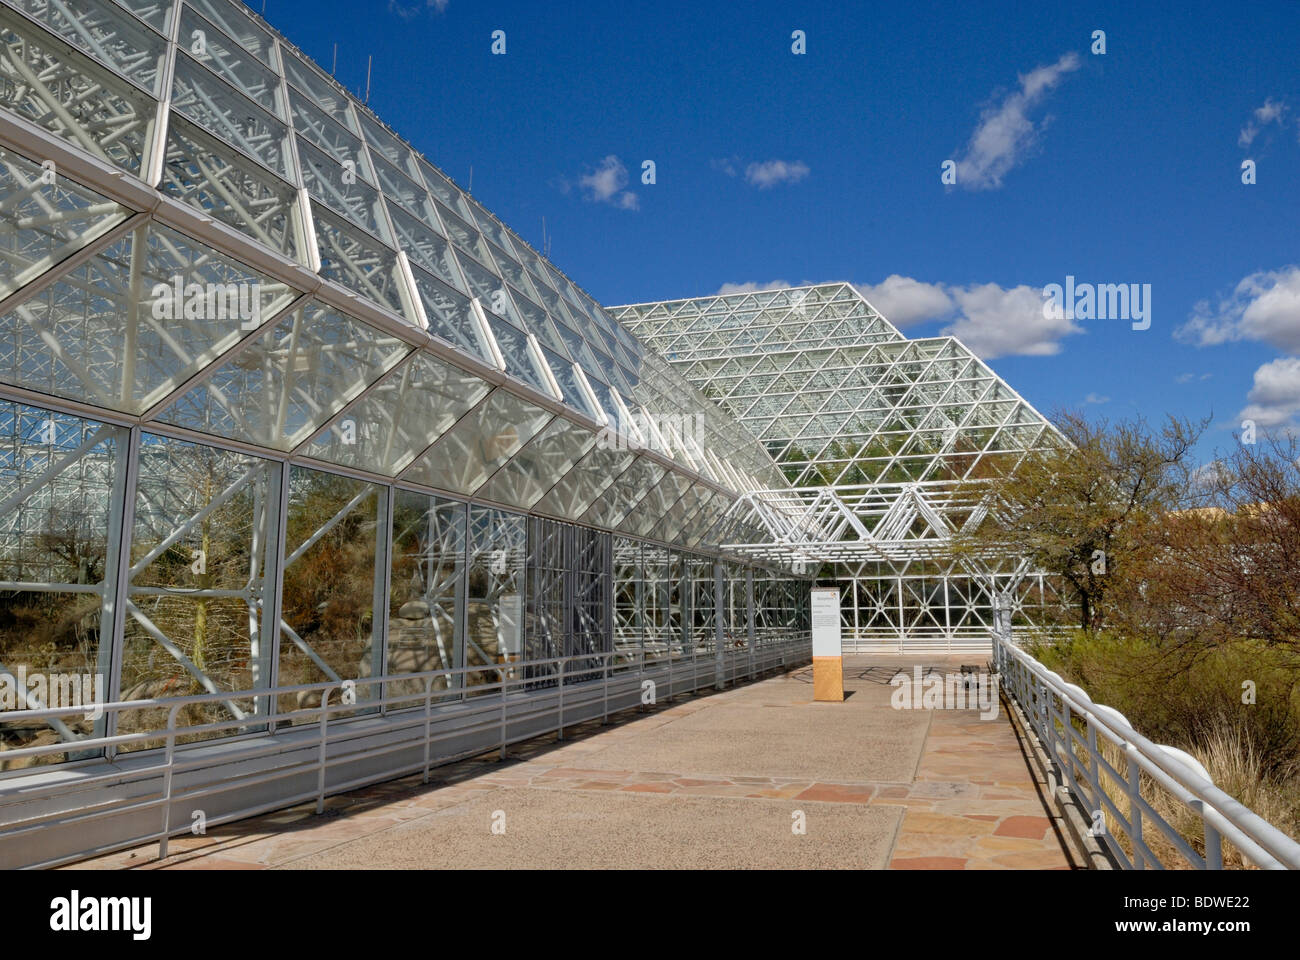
[1082,721,1300,869]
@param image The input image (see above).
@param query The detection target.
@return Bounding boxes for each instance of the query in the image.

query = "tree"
[953,410,1207,632]
[1113,431,1300,659]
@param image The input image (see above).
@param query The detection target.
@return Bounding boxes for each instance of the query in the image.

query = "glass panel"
[457,254,515,320]
[276,466,386,719]
[401,389,551,495]
[483,314,546,392]
[161,112,304,263]
[506,287,556,346]
[525,515,565,666]
[585,375,619,426]
[156,298,412,450]
[409,267,493,363]
[570,524,609,670]
[0,10,157,175]
[465,505,525,695]
[417,159,468,218]
[620,471,689,538]
[290,89,371,181]
[612,536,641,658]
[553,321,602,381]
[582,456,665,529]
[0,220,297,414]
[434,200,491,264]
[357,110,422,181]
[306,351,490,475]
[0,401,123,768]
[542,350,600,421]
[171,52,290,178]
[386,203,459,287]
[0,147,131,300]
[297,136,388,241]
[312,204,413,320]
[475,416,596,510]
[467,201,512,253]
[532,442,633,521]
[114,0,171,34]
[486,243,532,299]
[389,490,464,699]
[179,5,282,115]
[372,154,432,222]
[185,0,275,66]
[281,48,356,131]
[121,433,280,744]
[10,0,168,95]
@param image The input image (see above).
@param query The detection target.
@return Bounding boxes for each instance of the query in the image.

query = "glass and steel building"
[614,284,1062,647]
[0,0,818,867]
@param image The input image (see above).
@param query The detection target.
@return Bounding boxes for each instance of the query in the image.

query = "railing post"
[667,640,674,703]
[1127,750,1145,869]
[602,652,610,725]
[157,703,182,861]
[557,659,565,741]
[422,675,434,783]
[316,688,331,814]
[1196,800,1223,869]
[1086,717,1104,832]
[499,665,508,760]
[1062,701,1079,797]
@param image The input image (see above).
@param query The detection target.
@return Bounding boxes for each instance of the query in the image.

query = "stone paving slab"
[74,655,1078,871]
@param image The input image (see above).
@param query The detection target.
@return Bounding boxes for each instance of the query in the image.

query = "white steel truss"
[614,283,1064,644]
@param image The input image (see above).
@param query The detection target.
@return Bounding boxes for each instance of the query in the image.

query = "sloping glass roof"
[0,0,787,550]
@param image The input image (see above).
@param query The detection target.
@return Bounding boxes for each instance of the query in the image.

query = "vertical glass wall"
[0,401,125,769]
[121,433,281,744]
[388,490,464,700]
[0,405,808,766]
[276,466,388,719]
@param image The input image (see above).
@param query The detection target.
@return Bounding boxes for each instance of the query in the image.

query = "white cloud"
[1239,356,1300,427]
[576,155,639,210]
[1176,266,1300,353]
[855,276,953,329]
[1175,372,1213,384]
[942,282,1084,358]
[952,52,1081,190]
[711,156,740,177]
[743,159,810,189]
[1238,98,1288,147]
[713,276,1083,358]
[389,0,448,18]
[714,281,792,295]
[1085,393,1110,404]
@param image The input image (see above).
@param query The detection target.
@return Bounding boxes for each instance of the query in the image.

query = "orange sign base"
[812,656,844,702]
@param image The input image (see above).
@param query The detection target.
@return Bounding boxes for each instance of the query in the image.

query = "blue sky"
[260,0,1300,462]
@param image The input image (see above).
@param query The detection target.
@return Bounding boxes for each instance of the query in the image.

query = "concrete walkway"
[76,656,1078,870]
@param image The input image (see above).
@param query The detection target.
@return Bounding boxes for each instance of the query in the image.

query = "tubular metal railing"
[992,628,1300,870]
[0,634,810,869]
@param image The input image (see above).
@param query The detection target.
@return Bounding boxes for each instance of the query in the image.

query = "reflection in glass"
[401,389,551,495]
[276,466,386,719]
[465,505,525,694]
[388,490,464,701]
[120,433,281,744]
[0,401,124,769]
[157,299,411,451]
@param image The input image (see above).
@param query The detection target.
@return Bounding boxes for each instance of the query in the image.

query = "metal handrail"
[0,632,811,868]
[992,629,1300,870]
